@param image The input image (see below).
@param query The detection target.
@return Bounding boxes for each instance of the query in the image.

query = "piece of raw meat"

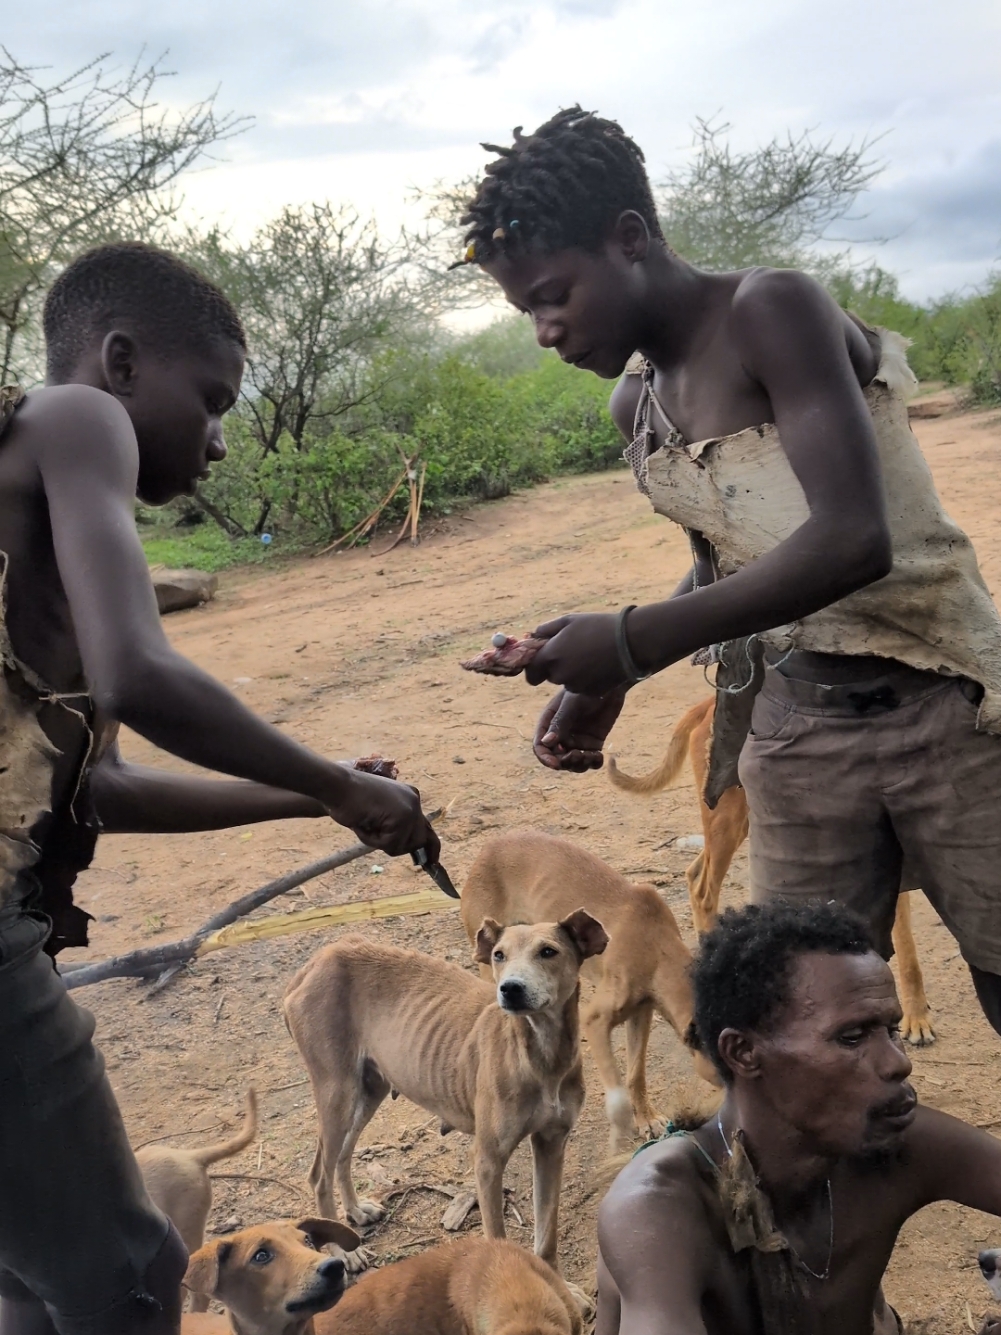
[349,755,400,780]
[460,633,546,677]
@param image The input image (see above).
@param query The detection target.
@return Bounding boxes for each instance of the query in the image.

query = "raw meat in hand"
[460,633,546,677]
[350,755,400,780]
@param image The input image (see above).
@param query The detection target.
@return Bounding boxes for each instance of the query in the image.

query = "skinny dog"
[608,694,935,1043]
[138,1088,259,1312]
[461,831,720,1154]
[283,913,606,1285]
[319,1236,582,1335]
[182,1216,359,1335]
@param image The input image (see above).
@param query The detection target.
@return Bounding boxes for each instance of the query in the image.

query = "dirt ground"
[69,395,1001,1331]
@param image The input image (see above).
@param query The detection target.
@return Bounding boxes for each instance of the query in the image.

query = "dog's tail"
[190,1088,258,1167]
[607,697,714,794]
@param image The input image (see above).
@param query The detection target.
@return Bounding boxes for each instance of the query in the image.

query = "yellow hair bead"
[464,242,476,262]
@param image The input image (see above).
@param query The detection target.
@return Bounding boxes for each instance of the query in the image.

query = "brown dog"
[461,831,720,1154]
[317,1236,582,1334]
[283,915,606,1292]
[182,1217,360,1335]
[138,1089,259,1312]
[608,694,935,1044]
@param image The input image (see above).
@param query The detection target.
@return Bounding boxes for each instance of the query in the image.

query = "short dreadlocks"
[690,902,875,1082]
[460,106,664,266]
[44,242,245,382]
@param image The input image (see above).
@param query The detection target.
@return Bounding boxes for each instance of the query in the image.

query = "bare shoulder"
[730,266,844,337]
[728,266,877,387]
[609,371,642,441]
[14,385,137,466]
[599,1134,717,1260]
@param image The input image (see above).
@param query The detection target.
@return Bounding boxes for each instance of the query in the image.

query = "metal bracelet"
[616,605,652,684]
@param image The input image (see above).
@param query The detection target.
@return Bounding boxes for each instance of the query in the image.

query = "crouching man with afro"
[596,901,1001,1335]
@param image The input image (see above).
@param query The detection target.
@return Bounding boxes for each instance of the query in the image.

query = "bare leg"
[892,893,935,1046]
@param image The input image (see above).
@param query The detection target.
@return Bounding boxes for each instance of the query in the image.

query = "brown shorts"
[0,879,182,1332]
[737,663,1001,974]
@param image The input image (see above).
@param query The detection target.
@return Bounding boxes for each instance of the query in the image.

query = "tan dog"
[138,1089,259,1312]
[283,914,606,1289]
[317,1235,582,1334]
[608,694,935,1044]
[182,1217,360,1335]
[461,831,720,1154]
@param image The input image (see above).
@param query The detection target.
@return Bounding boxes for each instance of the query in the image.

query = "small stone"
[452,756,466,765]
[214,1215,242,1234]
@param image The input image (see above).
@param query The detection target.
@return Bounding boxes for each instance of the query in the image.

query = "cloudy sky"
[7,0,1000,305]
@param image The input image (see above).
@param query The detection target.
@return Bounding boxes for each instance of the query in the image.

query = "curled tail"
[607,697,715,795]
[191,1088,258,1167]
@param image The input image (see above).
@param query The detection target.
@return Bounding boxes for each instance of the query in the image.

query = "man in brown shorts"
[457,107,1001,1031]
[0,243,438,1333]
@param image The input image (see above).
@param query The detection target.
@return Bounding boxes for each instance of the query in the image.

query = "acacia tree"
[193,204,424,533]
[0,49,246,381]
[657,118,882,273]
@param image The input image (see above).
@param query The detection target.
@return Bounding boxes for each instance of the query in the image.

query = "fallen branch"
[61,805,448,992]
[60,840,370,990]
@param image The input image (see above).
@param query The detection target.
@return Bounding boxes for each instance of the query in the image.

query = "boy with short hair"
[462,108,1001,1031]
[0,242,437,1334]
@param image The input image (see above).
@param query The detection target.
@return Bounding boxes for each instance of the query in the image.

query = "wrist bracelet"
[616,605,652,684]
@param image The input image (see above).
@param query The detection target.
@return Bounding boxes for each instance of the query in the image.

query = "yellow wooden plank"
[195,886,459,956]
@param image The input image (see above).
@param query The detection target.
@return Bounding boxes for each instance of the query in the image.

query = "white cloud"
[5,0,999,299]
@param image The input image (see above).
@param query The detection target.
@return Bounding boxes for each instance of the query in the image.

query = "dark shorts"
[0,882,183,1333]
[738,663,1001,973]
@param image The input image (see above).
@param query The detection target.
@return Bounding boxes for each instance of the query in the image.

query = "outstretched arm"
[526,273,892,697]
[91,741,327,834]
[36,386,436,859]
[910,1106,1001,1219]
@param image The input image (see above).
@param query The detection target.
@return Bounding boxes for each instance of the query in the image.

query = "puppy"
[284,913,606,1290]
[138,1089,258,1312]
[461,830,719,1152]
[317,1235,582,1334]
[182,1217,359,1335]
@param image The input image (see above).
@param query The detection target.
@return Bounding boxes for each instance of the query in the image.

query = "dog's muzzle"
[285,1258,347,1313]
[498,978,530,1012]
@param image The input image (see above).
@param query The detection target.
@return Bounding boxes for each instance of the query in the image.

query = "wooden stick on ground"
[59,841,371,990]
[60,804,446,993]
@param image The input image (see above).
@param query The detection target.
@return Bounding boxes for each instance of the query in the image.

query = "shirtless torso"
[595,949,1001,1335]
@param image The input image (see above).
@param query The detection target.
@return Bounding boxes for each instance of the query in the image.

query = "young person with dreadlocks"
[461,107,1001,1038]
[0,242,438,1334]
[597,901,1001,1335]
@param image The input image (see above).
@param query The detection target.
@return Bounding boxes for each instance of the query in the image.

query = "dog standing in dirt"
[137,1088,258,1311]
[461,830,719,1154]
[283,913,606,1292]
[608,694,935,1044]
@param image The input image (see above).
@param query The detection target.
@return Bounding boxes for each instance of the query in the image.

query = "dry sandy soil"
[68,395,1001,1332]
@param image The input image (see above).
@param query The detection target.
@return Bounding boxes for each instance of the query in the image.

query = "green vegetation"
[4,53,997,572]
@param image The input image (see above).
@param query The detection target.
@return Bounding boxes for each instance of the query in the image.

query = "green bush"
[186,347,624,562]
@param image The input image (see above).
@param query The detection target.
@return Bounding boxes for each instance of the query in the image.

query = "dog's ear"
[558,908,608,960]
[184,1240,230,1296]
[474,917,504,964]
[294,1217,361,1251]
